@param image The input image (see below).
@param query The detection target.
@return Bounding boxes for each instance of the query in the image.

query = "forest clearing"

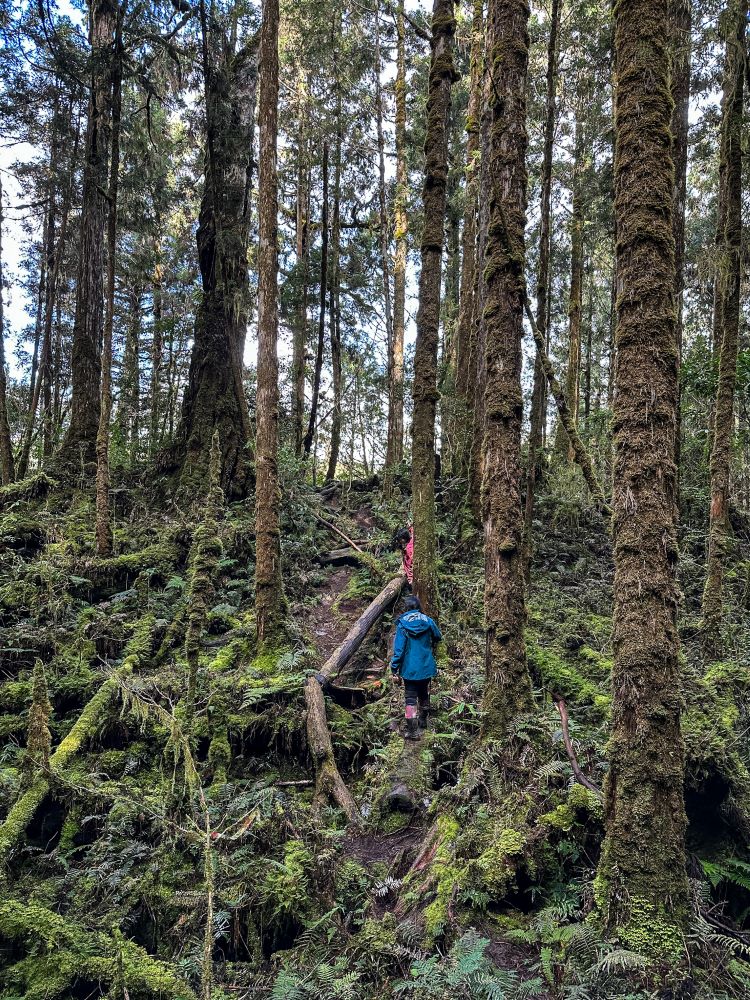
[0,0,749,997]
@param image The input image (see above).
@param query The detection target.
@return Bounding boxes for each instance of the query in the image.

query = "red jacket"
[402,528,413,584]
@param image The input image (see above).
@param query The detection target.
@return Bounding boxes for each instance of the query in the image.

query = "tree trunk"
[160,21,259,497]
[60,0,117,465]
[0,180,15,485]
[411,0,457,618]
[671,0,691,491]
[702,0,746,660]
[18,244,45,479]
[440,144,461,473]
[255,0,285,645]
[150,251,163,454]
[117,286,141,456]
[596,0,689,954]
[374,5,393,466]
[554,94,587,460]
[583,258,593,420]
[303,142,329,460]
[326,135,342,483]
[480,0,533,738]
[291,71,310,458]
[384,0,407,492]
[95,2,124,556]
[454,0,483,483]
[522,0,561,578]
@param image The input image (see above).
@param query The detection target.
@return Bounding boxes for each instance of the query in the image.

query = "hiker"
[391,595,441,740]
[395,525,413,587]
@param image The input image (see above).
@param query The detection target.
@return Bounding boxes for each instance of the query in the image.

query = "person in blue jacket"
[391,595,442,740]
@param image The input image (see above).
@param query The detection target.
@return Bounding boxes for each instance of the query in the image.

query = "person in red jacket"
[396,526,413,586]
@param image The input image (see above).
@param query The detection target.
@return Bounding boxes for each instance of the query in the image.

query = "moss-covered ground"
[0,464,748,1000]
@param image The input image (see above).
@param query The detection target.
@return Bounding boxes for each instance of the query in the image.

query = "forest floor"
[0,468,748,1000]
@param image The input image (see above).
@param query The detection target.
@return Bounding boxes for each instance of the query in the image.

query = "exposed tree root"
[305,571,405,823]
[554,698,602,795]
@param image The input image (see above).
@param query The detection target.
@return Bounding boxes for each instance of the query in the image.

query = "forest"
[0,0,748,996]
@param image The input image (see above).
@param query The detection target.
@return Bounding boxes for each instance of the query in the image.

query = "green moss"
[567,782,603,819]
[473,828,526,894]
[527,639,608,716]
[539,804,576,832]
[423,815,463,941]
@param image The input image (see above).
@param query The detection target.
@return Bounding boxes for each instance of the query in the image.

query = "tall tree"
[59,0,117,465]
[384,0,408,493]
[702,0,746,658]
[523,0,561,576]
[454,0,483,483]
[255,0,285,645]
[326,61,343,484]
[554,87,589,459]
[95,0,125,554]
[411,0,457,617]
[596,0,689,952]
[671,0,691,487]
[303,142,329,460]
[161,13,258,496]
[480,0,533,736]
[291,71,310,458]
[0,179,15,485]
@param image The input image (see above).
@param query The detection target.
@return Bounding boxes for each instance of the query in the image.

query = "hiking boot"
[418,708,429,730]
[404,717,421,741]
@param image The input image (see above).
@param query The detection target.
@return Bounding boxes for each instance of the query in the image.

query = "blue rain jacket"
[391,610,442,681]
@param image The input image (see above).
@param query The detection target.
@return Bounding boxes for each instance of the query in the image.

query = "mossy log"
[0,667,128,865]
[304,571,405,823]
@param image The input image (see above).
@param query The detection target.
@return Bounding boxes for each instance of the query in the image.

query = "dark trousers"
[404,678,430,719]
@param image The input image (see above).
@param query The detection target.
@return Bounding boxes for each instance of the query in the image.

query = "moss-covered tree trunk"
[480,0,533,737]
[701,0,746,660]
[0,179,15,486]
[384,0,407,494]
[116,287,141,454]
[150,250,163,455]
[95,2,124,555]
[670,0,691,491]
[59,0,116,465]
[523,0,560,577]
[596,0,689,956]
[454,0,483,484]
[160,23,258,497]
[411,0,457,617]
[255,0,285,645]
[303,142,329,460]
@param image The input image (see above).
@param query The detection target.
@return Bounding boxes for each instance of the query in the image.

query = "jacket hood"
[399,611,433,636]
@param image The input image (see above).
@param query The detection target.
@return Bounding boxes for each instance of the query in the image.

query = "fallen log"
[0,667,129,866]
[304,571,405,823]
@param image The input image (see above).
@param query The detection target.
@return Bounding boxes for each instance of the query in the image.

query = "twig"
[554,697,602,795]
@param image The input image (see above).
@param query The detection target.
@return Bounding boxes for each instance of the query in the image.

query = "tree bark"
[303,142,329,460]
[0,180,15,485]
[60,0,117,465]
[411,0,457,618]
[480,0,533,738]
[116,286,141,456]
[95,2,124,556]
[702,0,746,660]
[522,0,561,578]
[596,0,689,954]
[255,0,285,645]
[454,0,483,483]
[160,18,258,497]
[384,0,407,492]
